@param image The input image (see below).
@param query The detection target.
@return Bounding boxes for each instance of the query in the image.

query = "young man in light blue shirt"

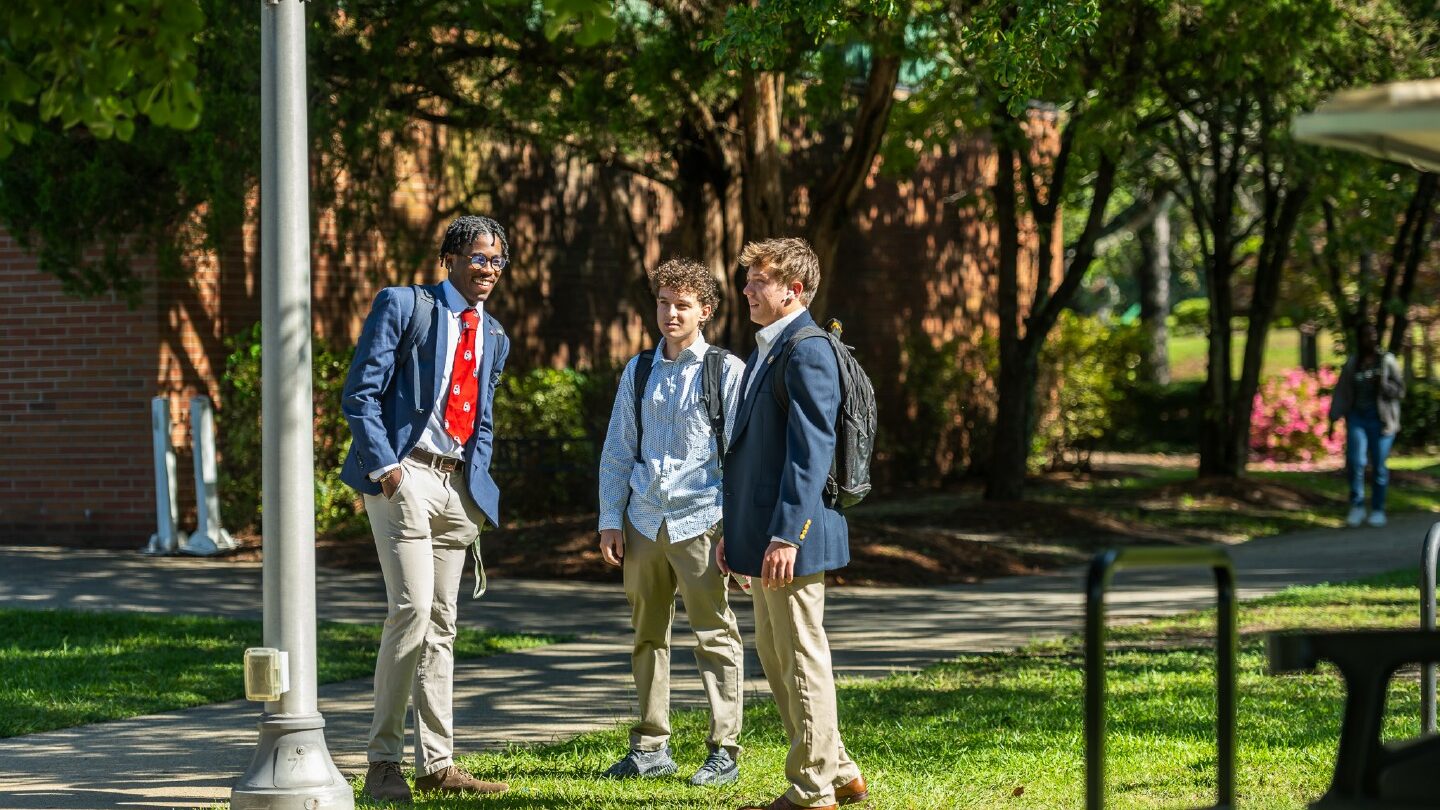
[597,257,746,786]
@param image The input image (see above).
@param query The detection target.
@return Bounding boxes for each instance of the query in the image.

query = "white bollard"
[143,396,188,555]
[181,395,237,556]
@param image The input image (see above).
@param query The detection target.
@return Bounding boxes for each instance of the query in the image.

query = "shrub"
[1103,380,1204,451]
[881,333,980,486]
[491,367,607,518]
[1033,312,1146,470]
[1398,380,1440,451]
[1168,297,1210,336]
[1248,367,1343,464]
[218,323,621,531]
[217,324,365,537]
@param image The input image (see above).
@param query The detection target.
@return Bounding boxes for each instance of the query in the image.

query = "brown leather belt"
[408,446,462,473]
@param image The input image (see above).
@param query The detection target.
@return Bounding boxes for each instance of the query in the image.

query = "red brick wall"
[0,232,165,545]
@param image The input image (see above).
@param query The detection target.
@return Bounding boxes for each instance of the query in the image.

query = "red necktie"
[443,308,480,445]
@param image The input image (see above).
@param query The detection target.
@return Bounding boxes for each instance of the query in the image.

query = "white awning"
[1293,78,1440,172]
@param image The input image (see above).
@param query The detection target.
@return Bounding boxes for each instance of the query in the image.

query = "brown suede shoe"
[738,796,837,810]
[836,776,869,805]
[364,761,413,804]
[414,765,508,795]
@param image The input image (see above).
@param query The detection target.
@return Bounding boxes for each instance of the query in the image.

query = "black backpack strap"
[772,325,830,413]
[700,346,730,462]
[395,284,435,411]
[629,348,656,464]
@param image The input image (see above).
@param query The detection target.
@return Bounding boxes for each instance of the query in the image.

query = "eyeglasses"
[466,253,509,271]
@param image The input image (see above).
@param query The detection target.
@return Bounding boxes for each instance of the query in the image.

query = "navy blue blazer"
[722,310,849,578]
[340,284,509,528]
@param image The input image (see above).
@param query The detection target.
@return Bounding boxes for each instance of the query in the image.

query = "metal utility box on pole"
[231,0,351,807]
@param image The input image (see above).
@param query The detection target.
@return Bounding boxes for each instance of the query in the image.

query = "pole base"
[180,529,238,556]
[231,712,354,810]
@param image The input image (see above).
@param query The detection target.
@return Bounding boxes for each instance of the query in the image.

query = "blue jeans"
[1346,410,1394,511]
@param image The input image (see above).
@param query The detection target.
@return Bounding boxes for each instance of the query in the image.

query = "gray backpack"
[773,318,876,508]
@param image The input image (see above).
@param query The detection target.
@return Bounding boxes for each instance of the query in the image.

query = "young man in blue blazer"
[718,238,868,810]
[340,215,511,802]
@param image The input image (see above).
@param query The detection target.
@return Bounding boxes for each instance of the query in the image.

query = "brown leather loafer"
[836,775,869,805]
[738,796,837,810]
[414,765,508,795]
[364,760,413,803]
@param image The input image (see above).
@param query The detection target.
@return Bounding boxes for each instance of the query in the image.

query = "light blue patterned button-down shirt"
[598,335,745,543]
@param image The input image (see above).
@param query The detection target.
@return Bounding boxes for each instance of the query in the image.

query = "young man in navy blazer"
[340,215,511,803]
[718,238,868,810]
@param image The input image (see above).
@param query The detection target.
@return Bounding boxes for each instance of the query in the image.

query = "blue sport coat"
[340,284,509,528]
[722,310,849,578]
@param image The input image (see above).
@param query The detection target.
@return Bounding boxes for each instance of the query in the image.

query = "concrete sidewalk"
[0,512,1435,808]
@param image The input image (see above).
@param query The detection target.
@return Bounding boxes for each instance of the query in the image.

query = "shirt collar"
[438,279,483,318]
[655,332,710,365]
[756,307,806,348]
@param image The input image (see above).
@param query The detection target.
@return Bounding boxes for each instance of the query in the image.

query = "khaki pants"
[623,517,744,755]
[752,573,862,807]
[362,456,486,776]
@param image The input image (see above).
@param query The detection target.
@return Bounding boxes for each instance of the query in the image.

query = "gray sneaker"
[602,745,677,779]
[688,748,739,786]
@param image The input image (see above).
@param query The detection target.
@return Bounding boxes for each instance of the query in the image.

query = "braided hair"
[439,215,510,261]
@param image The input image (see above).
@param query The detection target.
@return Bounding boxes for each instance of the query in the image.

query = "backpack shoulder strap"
[629,348,657,463]
[772,325,831,412]
[395,284,435,369]
[701,346,731,461]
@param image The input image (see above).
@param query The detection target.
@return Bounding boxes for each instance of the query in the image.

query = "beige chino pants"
[362,456,486,776]
[622,517,744,756]
[752,572,862,807]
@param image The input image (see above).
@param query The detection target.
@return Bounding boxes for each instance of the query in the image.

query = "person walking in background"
[596,257,747,786]
[719,237,868,810]
[1329,320,1406,528]
[340,215,512,802]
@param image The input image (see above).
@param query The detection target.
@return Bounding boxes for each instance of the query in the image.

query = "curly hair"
[739,237,820,305]
[439,215,509,260]
[648,257,720,320]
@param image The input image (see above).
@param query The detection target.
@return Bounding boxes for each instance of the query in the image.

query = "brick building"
[0,131,1036,547]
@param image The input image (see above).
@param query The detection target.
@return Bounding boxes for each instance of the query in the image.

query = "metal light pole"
[232,0,352,807]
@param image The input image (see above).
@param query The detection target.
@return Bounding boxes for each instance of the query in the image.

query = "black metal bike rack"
[1418,521,1440,734]
[1085,546,1237,810]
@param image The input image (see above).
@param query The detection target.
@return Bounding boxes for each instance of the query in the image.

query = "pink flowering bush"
[1249,366,1343,464]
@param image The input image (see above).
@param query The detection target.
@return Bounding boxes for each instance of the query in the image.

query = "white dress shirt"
[371,280,483,480]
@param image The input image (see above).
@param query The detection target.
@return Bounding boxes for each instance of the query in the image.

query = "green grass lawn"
[1033,455,1440,545]
[1169,329,1343,382]
[369,570,1430,809]
[0,610,562,738]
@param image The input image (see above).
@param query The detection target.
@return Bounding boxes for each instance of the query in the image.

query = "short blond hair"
[739,237,821,305]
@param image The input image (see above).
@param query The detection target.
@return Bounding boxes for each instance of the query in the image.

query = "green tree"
[1153,0,1434,477]
[0,1,206,158]
[897,0,1163,500]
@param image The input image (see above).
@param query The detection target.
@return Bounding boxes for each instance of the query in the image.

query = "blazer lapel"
[478,311,499,398]
[729,311,816,445]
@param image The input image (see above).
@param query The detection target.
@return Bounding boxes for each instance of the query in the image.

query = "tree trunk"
[1299,325,1318,372]
[806,51,901,315]
[741,70,786,241]
[674,138,746,349]
[1137,195,1173,384]
[985,133,1026,500]
[1197,248,1237,476]
[987,344,1038,500]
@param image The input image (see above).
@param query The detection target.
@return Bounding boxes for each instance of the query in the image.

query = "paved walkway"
[0,512,1436,808]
